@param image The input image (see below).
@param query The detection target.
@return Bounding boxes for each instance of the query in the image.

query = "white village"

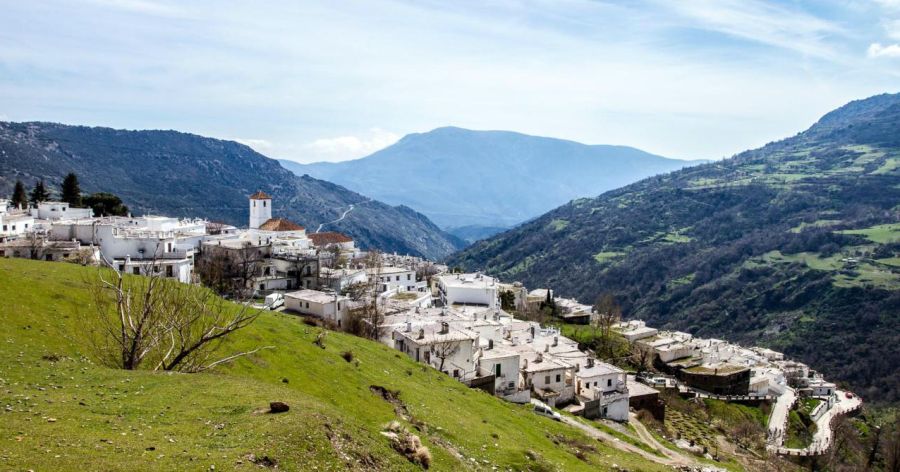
[0,191,864,465]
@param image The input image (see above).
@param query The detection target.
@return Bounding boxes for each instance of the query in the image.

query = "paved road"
[767,386,796,446]
[768,389,863,456]
[315,198,373,233]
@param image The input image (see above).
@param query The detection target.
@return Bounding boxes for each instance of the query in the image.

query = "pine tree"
[29,180,50,205]
[60,173,82,207]
[11,180,28,208]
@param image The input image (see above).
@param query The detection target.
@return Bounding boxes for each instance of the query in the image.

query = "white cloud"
[231,138,274,152]
[660,0,844,59]
[868,42,900,58]
[302,128,400,163]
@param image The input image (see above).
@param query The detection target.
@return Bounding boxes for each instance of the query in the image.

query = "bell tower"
[248,191,272,229]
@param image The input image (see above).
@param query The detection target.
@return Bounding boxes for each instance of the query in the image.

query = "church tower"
[249,191,272,229]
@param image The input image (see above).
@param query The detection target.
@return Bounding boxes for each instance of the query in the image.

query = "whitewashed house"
[284,289,349,327]
[0,203,35,239]
[393,321,479,381]
[436,273,499,308]
[369,266,423,293]
[30,201,93,220]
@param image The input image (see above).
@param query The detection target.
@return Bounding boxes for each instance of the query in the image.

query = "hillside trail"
[315,198,373,233]
[560,415,699,468]
[627,412,699,466]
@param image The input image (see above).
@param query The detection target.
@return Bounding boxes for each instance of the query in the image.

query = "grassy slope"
[0,258,669,471]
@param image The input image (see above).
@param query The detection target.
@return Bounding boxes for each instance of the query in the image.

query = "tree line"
[7,172,129,216]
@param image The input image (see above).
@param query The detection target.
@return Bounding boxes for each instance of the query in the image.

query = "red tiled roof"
[249,190,271,200]
[309,232,353,246]
[259,218,304,232]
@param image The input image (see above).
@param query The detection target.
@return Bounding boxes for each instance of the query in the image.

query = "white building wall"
[249,198,272,229]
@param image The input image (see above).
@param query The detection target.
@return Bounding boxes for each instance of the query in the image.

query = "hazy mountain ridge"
[448,93,900,403]
[0,122,464,259]
[279,126,702,229]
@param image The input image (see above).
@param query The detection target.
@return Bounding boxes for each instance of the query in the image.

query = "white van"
[264,292,284,310]
[531,400,561,421]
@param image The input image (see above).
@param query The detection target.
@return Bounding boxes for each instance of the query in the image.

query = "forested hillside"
[449,93,900,404]
[0,122,463,259]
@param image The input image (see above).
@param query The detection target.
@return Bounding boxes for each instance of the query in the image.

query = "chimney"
[544,344,549,353]
[418,328,425,340]
[536,352,543,363]
[405,321,412,333]
[552,336,558,347]
[523,359,528,369]
[587,357,595,369]
[440,322,449,335]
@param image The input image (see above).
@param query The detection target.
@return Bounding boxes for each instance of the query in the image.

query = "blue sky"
[2,0,899,163]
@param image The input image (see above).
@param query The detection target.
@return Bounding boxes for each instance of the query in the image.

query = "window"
[453,369,460,378]
[119,264,125,271]
[166,266,173,277]
[259,283,265,290]
[133,267,140,275]
[544,375,551,385]
[263,200,266,207]
[607,379,612,387]
[396,275,400,281]
[556,374,561,383]
[495,364,502,376]
[2,225,6,231]
[407,274,411,280]
[24,224,28,229]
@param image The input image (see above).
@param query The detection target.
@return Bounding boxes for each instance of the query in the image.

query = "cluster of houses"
[3,191,850,432]
[1,192,385,290]
[615,320,838,399]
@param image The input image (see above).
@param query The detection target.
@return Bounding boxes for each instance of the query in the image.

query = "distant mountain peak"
[281,128,699,229]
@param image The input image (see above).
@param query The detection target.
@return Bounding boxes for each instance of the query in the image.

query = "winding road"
[315,198,372,233]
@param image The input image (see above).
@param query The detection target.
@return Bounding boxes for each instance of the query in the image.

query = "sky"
[1,1,899,163]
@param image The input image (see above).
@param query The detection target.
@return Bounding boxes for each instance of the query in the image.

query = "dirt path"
[560,416,697,468]
[628,412,698,466]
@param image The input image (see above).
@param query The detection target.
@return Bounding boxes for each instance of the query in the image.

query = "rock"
[269,401,290,413]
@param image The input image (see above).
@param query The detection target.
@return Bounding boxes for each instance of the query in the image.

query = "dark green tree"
[10,180,28,208]
[83,192,129,217]
[500,290,516,311]
[60,173,82,207]
[29,180,50,205]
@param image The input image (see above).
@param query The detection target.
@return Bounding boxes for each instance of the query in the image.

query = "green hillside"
[448,93,900,404]
[0,258,668,471]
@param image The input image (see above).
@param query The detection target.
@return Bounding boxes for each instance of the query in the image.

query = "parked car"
[531,400,561,421]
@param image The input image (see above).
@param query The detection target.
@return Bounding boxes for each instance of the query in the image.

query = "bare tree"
[592,293,622,358]
[631,342,654,373]
[431,340,460,373]
[26,231,45,260]
[231,243,264,298]
[87,259,267,372]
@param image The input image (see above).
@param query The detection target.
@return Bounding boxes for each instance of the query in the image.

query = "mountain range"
[448,93,900,404]
[279,127,701,240]
[0,122,464,260]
